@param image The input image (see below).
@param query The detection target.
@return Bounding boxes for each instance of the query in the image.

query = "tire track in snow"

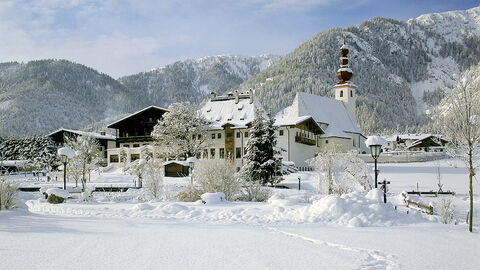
[265,227,398,270]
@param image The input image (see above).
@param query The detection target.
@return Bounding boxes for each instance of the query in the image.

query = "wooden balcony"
[295,136,315,145]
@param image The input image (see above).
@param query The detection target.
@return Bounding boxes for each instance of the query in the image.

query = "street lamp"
[365,136,387,189]
[186,156,199,185]
[57,147,75,190]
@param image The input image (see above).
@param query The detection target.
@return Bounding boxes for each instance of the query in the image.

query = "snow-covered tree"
[241,110,280,186]
[437,67,480,232]
[308,145,371,194]
[64,135,102,191]
[0,136,58,172]
[193,159,241,201]
[152,102,211,160]
[142,158,164,200]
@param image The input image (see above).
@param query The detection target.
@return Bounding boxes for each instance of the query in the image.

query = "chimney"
[249,88,253,104]
[234,90,239,104]
[210,92,216,99]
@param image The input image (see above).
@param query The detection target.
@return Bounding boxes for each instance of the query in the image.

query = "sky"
[0,0,478,78]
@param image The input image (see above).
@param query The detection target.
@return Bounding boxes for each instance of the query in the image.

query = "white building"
[276,41,368,155]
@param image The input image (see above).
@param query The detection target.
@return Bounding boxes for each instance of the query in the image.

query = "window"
[350,90,353,97]
[217,133,221,139]
[227,132,232,138]
[133,144,140,148]
[203,149,208,159]
[236,167,240,172]
[149,117,153,122]
[123,144,130,148]
[235,147,241,159]
[143,143,149,146]
[219,148,225,159]
[340,90,343,97]
[212,133,216,139]
[110,155,119,163]
[198,134,202,140]
[192,135,196,140]
[325,140,329,144]
[130,154,140,162]
[279,130,284,136]
[210,148,215,159]
[245,131,249,137]
[236,132,240,138]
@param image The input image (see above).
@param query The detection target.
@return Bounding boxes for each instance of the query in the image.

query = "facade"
[384,134,448,152]
[276,41,368,155]
[47,128,116,165]
[106,105,168,166]
[199,91,323,169]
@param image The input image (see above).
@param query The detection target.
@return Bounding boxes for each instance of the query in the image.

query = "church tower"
[334,35,357,118]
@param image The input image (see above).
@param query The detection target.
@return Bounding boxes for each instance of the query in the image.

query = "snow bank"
[26,190,426,227]
[45,188,70,199]
[201,192,226,204]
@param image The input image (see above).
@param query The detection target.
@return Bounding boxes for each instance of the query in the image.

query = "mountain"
[118,54,280,108]
[233,7,480,134]
[0,55,280,136]
[0,59,141,136]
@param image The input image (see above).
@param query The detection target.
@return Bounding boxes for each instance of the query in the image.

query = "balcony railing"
[295,136,315,145]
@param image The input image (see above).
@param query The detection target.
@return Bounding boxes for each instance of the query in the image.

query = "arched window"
[340,90,343,97]
[350,90,353,97]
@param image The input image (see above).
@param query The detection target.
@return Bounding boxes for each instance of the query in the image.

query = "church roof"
[276,92,361,138]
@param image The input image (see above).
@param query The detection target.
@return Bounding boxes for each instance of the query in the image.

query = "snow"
[365,135,387,147]
[1,158,480,269]
[48,128,116,141]
[201,192,226,204]
[45,188,70,199]
[57,147,75,158]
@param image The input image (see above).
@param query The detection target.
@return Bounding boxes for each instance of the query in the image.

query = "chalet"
[385,134,448,152]
[106,105,168,166]
[276,41,368,154]
[47,128,116,165]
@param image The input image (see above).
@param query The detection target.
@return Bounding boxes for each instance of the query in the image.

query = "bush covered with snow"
[46,188,70,199]
[47,194,65,204]
[0,177,17,210]
[239,180,272,202]
[201,192,226,204]
[190,160,241,201]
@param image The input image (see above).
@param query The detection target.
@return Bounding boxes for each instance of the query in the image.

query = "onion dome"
[336,35,353,83]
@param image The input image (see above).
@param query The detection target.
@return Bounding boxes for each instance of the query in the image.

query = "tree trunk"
[469,170,473,232]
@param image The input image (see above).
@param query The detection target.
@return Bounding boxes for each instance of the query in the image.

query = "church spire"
[336,34,353,84]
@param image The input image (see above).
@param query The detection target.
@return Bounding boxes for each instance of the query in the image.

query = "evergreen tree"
[241,110,279,185]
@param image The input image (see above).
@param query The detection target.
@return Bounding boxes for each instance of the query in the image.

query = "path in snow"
[265,227,397,270]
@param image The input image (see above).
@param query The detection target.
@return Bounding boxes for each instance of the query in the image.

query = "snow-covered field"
[1,158,479,269]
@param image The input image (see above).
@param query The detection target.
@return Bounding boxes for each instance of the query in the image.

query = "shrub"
[176,185,202,202]
[238,180,272,202]
[193,160,241,201]
[437,197,456,224]
[47,194,65,204]
[0,177,18,210]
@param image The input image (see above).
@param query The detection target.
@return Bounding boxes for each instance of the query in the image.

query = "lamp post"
[57,147,75,190]
[186,157,199,185]
[365,136,387,189]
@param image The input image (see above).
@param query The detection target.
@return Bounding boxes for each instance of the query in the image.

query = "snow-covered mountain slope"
[236,6,480,134]
[119,54,281,108]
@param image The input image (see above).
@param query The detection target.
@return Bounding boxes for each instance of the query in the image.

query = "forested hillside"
[234,7,480,133]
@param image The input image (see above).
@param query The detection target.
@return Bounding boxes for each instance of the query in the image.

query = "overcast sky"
[0,0,478,78]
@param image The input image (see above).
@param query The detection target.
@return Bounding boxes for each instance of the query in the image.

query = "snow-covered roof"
[163,160,190,166]
[276,92,361,138]
[0,160,29,167]
[107,105,168,129]
[384,134,448,142]
[48,128,116,141]
[274,115,324,134]
[201,91,264,129]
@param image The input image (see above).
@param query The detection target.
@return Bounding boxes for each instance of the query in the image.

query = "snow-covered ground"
[1,158,479,269]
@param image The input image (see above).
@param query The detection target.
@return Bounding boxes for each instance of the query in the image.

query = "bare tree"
[64,135,102,192]
[438,69,480,232]
[152,102,211,160]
